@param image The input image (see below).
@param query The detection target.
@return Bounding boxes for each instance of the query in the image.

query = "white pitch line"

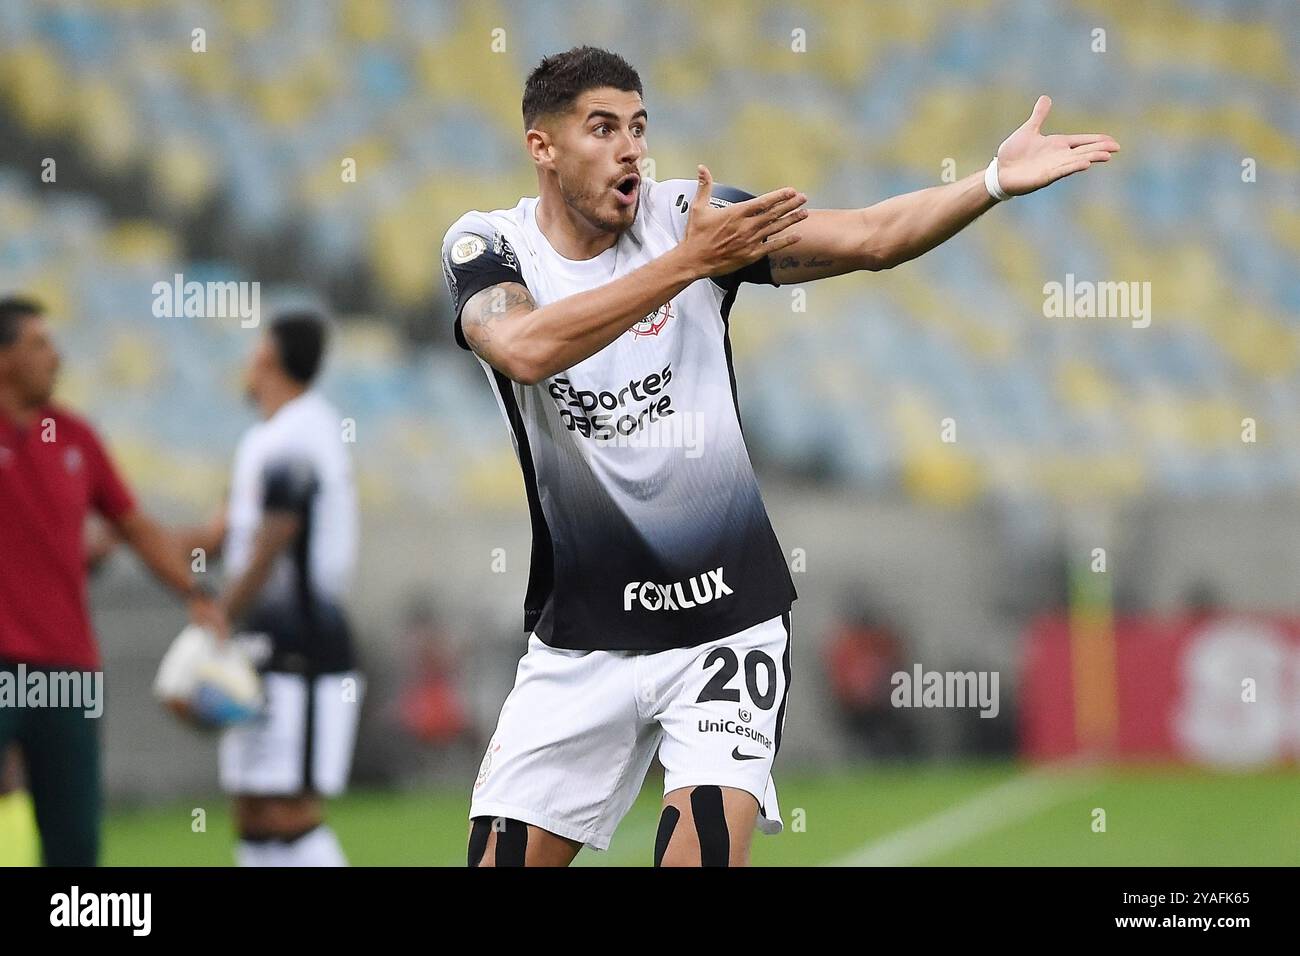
[827,767,1086,867]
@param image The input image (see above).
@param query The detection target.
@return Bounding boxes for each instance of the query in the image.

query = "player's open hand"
[993,95,1120,196]
[682,165,807,279]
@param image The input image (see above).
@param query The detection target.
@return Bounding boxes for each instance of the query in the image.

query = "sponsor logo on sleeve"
[492,232,519,271]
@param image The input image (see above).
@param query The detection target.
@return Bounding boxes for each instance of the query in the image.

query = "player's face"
[550,88,648,234]
[0,315,60,405]
[242,336,276,406]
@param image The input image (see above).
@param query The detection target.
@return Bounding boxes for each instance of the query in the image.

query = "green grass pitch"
[5,762,1295,866]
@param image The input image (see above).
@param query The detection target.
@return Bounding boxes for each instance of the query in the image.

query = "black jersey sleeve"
[262,457,318,515]
[440,215,529,350]
[660,179,780,293]
[707,184,779,293]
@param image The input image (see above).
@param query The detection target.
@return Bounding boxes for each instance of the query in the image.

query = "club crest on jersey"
[475,740,500,791]
[623,567,733,611]
[631,300,673,337]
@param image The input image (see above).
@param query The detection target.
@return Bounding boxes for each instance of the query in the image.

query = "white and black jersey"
[441,176,797,652]
[225,391,359,672]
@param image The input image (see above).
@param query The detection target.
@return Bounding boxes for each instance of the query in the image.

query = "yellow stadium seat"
[75,77,138,173]
[1212,303,1298,379]
[180,48,238,97]
[224,0,275,37]
[1269,207,1300,260]
[153,135,218,212]
[343,0,393,42]
[0,45,69,134]
[900,444,985,506]
[254,76,313,128]
[1076,0,1291,86]
[461,451,527,508]
[1058,359,1117,415]
[418,3,524,130]
[105,221,180,265]
[1032,452,1146,500]
[892,390,984,505]
[300,137,391,204]
[106,332,160,390]
[721,102,844,196]
[336,320,402,366]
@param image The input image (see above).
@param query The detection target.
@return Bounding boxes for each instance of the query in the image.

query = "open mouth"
[613,174,640,204]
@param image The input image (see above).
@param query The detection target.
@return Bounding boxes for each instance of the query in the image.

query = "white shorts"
[470,612,792,851]
[219,670,364,797]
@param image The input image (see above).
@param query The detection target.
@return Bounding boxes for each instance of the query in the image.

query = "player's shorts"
[469,611,792,851]
[219,669,364,797]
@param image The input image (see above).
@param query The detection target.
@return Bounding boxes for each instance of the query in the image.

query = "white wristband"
[984,156,1010,202]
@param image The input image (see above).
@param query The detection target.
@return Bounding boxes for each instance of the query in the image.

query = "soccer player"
[0,296,221,865]
[440,47,1119,867]
[179,311,362,867]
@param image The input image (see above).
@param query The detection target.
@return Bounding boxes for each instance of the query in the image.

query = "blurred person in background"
[177,310,363,867]
[1182,581,1222,625]
[0,295,221,865]
[823,596,917,760]
[395,597,471,748]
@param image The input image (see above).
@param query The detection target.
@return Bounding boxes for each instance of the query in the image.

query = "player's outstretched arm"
[770,95,1120,285]
[460,167,806,385]
[112,510,226,634]
[173,506,227,561]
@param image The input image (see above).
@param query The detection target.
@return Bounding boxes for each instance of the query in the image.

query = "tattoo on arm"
[776,254,834,271]
[769,251,840,283]
[462,282,535,358]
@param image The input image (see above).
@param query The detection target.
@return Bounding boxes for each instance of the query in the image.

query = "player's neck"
[535,191,618,260]
[0,386,43,428]
[258,381,307,421]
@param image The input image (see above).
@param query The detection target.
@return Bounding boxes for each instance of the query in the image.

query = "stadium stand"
[0,0,1296,511]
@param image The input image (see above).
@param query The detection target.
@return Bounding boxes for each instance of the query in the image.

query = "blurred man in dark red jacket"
[0,296,220,865]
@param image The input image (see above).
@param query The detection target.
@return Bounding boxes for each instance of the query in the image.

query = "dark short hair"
[522,46,642,130]
[0,296,44,347]
[268,311,328,384]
